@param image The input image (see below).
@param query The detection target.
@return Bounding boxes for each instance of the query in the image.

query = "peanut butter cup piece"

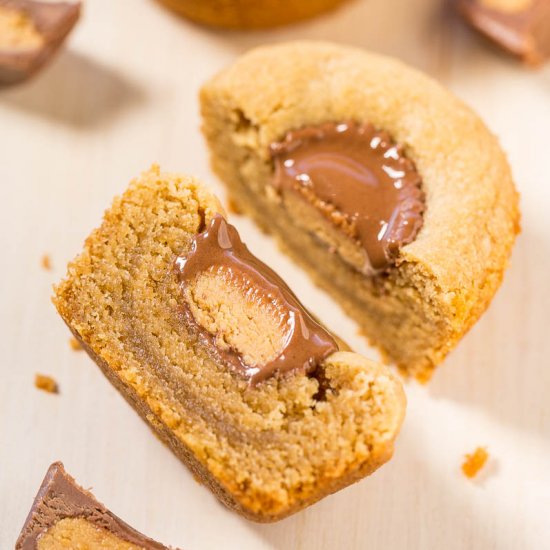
[458,0,550,65]
[54,165,405,521]
[0,0,80,86]
[16,462,172,549]
[200,41,520,381]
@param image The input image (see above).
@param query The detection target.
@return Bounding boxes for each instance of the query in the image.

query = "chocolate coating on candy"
[15,462,169,549]
[175,214,338,385]
[0,0,80,86]
[270,121,425,274]
[458,0,550,65]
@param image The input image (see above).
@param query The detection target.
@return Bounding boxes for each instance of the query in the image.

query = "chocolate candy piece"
[270,121,425,275]
[16,462,172,549]
[0,0,80,85]
[175,214,338,385]
[458,0,550,65]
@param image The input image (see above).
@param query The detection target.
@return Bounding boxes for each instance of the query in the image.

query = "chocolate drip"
[174,214,338,385]
[270,121,425,274]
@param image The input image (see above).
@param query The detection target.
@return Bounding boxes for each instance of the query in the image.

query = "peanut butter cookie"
[53,165,405,522]
[200,41,520,382]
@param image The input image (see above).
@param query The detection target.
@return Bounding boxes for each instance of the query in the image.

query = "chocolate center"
[174,214,338,385]
[270,121,425,274]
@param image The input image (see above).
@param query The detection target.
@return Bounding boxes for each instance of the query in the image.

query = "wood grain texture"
[0,0,548,548]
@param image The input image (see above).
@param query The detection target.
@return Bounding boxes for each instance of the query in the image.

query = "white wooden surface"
[1,1,549,548]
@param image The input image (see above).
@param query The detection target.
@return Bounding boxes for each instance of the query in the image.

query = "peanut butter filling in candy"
[0,0,81,85]
[175,214,338,385]
[270,121,425,275]
[16,462,172,549]
[0,4,43,50]
[458,0,550,65]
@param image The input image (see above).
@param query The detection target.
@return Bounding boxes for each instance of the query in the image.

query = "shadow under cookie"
[0,49,146,128]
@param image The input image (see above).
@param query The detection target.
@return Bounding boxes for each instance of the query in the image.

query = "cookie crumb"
[462,447,489,478]
[69,337,82,351]
[227,197,242,215]
[35,374,58,394]
[41,254,52,271]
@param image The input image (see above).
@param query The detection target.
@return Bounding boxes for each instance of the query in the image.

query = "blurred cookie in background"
[155,0,350,29]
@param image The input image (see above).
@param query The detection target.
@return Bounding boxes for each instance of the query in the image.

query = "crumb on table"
[35,374,58,394]
[41,254,52,271]
[69,337,82,351]
[226,197,243,215]
[462,447,489,478]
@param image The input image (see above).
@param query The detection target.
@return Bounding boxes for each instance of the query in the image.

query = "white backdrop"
[1,1,549,548]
